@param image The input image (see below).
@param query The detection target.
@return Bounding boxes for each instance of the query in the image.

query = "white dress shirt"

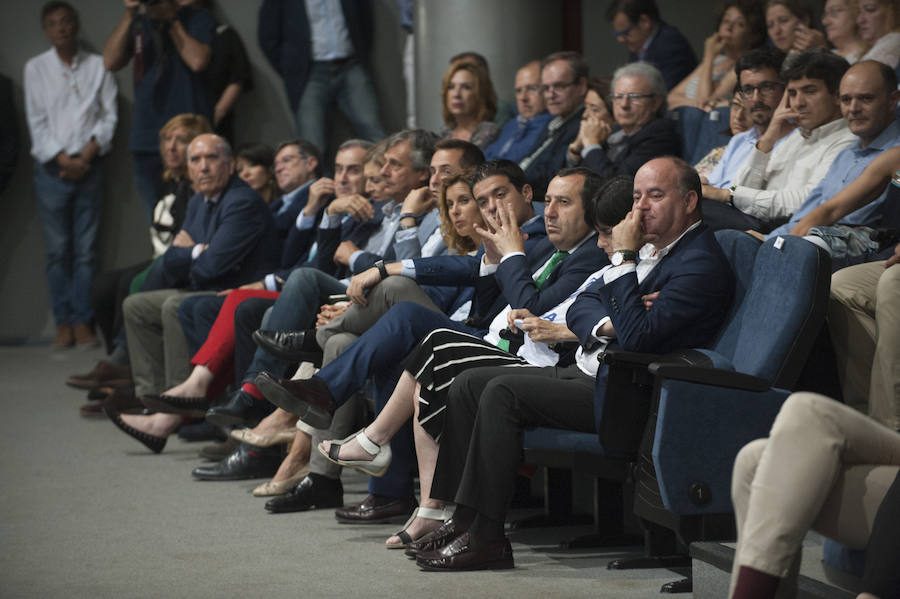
[24,48,117,164]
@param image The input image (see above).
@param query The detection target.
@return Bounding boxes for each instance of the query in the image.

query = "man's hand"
[305,178,335,215]
[886,244,900,268]
[473,201,526,258]
[327,194,374,221]
[146,0,178,21]
[315,302,349,327]
[702,184,731,203]
[641,291,660,311]
[401,186,433,216]
[124,0,140,14]
[520,317,578,344]
[346,267,382,306]
[757,91,798,153]
[172,230,195,247]
[333,240,360,266]
[56,152,89,181]
[610,208,646,252]
[507,308,536,330]
[239,280,266,291]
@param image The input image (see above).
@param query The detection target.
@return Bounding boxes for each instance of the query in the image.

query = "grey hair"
[189,133,232,159]
[611,61,668,116]
[338,138,375,153]
[384,129,438,171]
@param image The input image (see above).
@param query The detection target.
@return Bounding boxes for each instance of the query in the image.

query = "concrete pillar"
[413,0,563,132]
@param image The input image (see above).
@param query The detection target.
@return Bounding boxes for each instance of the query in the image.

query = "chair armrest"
[648,363,771,392]
[600,349,660,367]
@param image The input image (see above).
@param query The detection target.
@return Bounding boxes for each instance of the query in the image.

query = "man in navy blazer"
[122,134,272,405]
[607,0,697,91]
[415,157,734,571]
[257,0,385,152]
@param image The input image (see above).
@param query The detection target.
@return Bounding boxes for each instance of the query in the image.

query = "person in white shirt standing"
[24,1,118,349]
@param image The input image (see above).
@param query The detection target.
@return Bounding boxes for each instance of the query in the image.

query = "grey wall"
[0,0,722,341]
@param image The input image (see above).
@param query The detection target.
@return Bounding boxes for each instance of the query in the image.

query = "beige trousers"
[828,260,900,430]
[729,392,900,597]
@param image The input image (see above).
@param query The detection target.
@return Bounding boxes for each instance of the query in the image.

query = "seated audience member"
[410,157,734,571]
[67,114,211,395]
[759,61,900,247]
[234,143,276,204]
[251,170,489,503]
[567,77,614,164]
[668,0,765,111]
[519,51,588,201]
[606,0,698,90]
[729,392,900,599]
[449,51,516,127]
[570,62,681,178]
[103,134,273,451]
[766,0,826,54]
[439,61,500,149]
[704,47,788,191]
[858,0,900,68]
[483,61,554,163]
[823,0,869,63]
[703,50,856,232]
[316,174,632,546]
[695,88,752,179]
[829,242,900,431]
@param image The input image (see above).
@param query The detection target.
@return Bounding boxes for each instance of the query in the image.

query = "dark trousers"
[430,364,596,522]
[91,260,151,351]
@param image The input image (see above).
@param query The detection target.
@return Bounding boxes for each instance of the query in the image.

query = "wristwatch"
[374,259,389,280]
[611,250,637,266]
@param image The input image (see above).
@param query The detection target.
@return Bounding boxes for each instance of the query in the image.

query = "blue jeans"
[294,59,386,154]
[33,159,104,325]
[132,151,162,223]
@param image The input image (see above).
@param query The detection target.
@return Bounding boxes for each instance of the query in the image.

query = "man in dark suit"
[575,62,680,178]
[519,52,588,202]
[120,133,272,413]
[413,156,734,571]
[258,0,385,153]
[607,0,697,91]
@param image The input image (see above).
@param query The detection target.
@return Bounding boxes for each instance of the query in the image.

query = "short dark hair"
[782,49,850,95]
[591,175,635,230]
[605,0,660,23]
[735,46,787,81]
[41,1,77,26]
[235,143,274,169]
[470,159,527,192]
[275,138,322,176]
[434,138,486,171]
[540,51,589,83]
[555,167,605,227]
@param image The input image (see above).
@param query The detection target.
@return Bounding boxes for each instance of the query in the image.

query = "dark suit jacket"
[258,0,373,111]
[314,198,394,278]
[523,107,584,201]
[632,22,698,91]
[582,118,681,178]
[158,175,273,290]
[566,223,734,433]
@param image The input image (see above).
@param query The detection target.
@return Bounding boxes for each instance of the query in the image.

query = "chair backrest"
[711,230,761,354]
[713,234,831,388]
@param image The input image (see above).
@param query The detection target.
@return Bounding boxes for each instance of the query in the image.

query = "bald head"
[515,60,545,119]
[188,134,235,196]
[840,60,900,147]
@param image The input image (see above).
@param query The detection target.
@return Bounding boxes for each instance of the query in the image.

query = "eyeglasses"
[611,93,656,104]
[612,24,635,38]
[540,81,578,94]
[739,81,784,98]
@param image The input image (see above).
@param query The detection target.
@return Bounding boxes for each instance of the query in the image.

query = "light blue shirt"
[767,118,900,238]
[706,127,760,189]
[277,178,313,216]
[305,0,353,61]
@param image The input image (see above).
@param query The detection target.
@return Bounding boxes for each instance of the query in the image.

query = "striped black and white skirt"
[403,327,530,440]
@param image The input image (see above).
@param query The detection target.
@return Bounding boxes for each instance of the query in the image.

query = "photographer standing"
[104,0,214,222]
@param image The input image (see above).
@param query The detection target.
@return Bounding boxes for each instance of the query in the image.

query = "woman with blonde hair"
[439,62,500,149]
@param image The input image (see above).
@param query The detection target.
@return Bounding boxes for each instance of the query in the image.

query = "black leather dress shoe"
[416,533,514,571]
[334,494,416,524]
[191,444,281,480]
[405,517,464,557]
[255,373,335,429]
[205,389,273,428]
[264,473,343,513]
[252,328,323,366]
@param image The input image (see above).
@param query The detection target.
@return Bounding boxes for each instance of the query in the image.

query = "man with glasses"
[484,61,553,163]
[606,0,696,90]
[702,50,856,232]
[703,47,787,196]
[519,51,588,201]
[571,62,679,178]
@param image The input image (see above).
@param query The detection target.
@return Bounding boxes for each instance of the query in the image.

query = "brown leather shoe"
[416,532,514,571]
[254,372,335,429]
[334,494,416,524]
[53,324,74,349]
[73,323,100,348]
[66,360,132,390]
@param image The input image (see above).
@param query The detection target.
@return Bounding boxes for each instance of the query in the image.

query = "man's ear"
[227,158,235,175]
[522,183,534,203]
[685,189,699,215]
[308,156,319,174]
[637,14,654,33]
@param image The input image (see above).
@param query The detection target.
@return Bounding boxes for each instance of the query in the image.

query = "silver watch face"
[612,251,623,266]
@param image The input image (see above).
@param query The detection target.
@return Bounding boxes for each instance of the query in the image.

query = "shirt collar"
[204,191,223,205]
[799,117,847,141]
[639,25,660,57]
[640,220,702,260]
[281,178,314,207]
[557,231,595,254]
